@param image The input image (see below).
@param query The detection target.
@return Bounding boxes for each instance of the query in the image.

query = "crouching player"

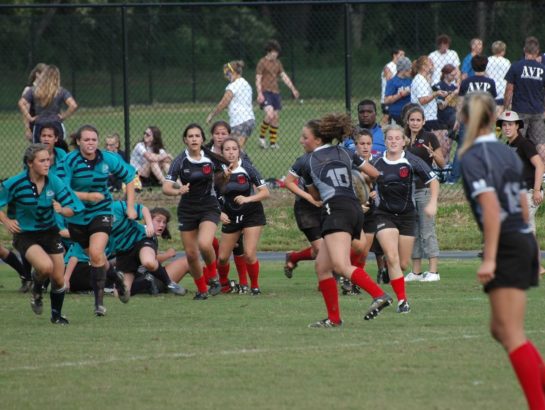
[0,144,83,324]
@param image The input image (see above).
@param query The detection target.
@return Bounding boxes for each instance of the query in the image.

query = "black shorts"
[68,215,113,249]
[294,200,322,231]
[69,262,92,292]
[381,103,389,115]
[374,210,416,237]
[178,200,220,232]
[222,204,266,234]
[301,226,322,243]
[321,198,364,240]
[116,237,158,273]
[260,91,282,111]
[362,211,376,233]
[484,231,539,293]
[13,229,64,257]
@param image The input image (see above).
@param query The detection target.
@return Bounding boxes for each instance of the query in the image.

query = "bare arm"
[18,98,33,141]
[124,181,136,219]
[530,154,544,205]
[284,173,322,207]
[360,161,380,180]
[424,178,439,217]
[256,74,264,103]
[64,256,79,290]
[234,185,270,206]
[503,83,514,111]
[207,90,234,124]
[59,97,78,121]
[280,72,299,99]
[141,205,155,237]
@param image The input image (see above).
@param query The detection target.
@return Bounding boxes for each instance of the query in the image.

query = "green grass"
[0,260,543,409]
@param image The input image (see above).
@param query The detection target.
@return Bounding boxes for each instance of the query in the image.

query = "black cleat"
[144,273,159,295]
[284,252,297,279]
[364,294,393,320]
[30,291,43,315]
[208,279,222,296]
[51,315,69,325]
[167,281,187,296]
[193,291,209,300]
[94,305,107,317]
[114,271,130,304]
[19,279,32,293]
[396,299,411,314]
[250,287,261,296]
[238,285,249,294]
[308,318,343,328]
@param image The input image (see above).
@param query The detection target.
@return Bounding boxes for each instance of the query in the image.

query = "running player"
[459,92,545,410]
[63,125,137,316]
[372,124,439,313]
[0,144,83,324]
[299,113,392,327]
[216,137,269,294]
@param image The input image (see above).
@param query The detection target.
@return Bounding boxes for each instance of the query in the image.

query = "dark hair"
[144,126,165,154]
[318,113,353,144]
[150,207,171,240]
[354,128,373,142]
[220,137,241,154]
[210,120,231,136]
[524,36,540,56]
[357,99,376,112]
[436,34,451,47]
[400,103,421,127]
[183,123,230,166]
[305,119,322,141]
[403,105,426,136]
[471,55,488,72]
[40,122,60,138]
[265,39,281,54]
[74,124,99,142]
[392,48,403,57]
[183,123,206,142]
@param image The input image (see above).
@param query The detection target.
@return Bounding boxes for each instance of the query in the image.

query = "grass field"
[1,259,544,410]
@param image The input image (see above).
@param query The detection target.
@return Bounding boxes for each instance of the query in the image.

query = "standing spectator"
[435,64,459,138]
[380,48,405,126]
[384,56,412,125]
[461,38,484,80]
[410,56,450,160]
[130,126,172,186]
[18,65,78,143]
[105,133,128,192]
[486,41,511,113]
[428,34,461,86]
[504,36,545,162]
[255,40,299,149]
[20,63,47,142]
[206,60,255,149]
[356,99,386,155]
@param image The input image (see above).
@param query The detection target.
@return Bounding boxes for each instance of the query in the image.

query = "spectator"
[384,56,412,125]
[20,63,47,142]
[428,34,461,85]
[130,126,172,186]
[504,36,545,163]
[461,38,484,80]
[206,60,255,149]
[356,99,385,155]
[18,65,78,143]
[487,40,511,113]
[105,133,128,192]
[435,64,459,139]
[380,48,405,126]
[256,40,299,149]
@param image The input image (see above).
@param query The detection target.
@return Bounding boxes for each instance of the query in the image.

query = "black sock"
[20,254,33,280]
[3,251,29,280]
[150,265,171,286]
[32,271,44,295]
[50,285,66,319]
[90,265,106,307]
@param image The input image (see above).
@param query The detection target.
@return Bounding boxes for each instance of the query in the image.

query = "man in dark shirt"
[504,36,545,163]
[459,55,497,99]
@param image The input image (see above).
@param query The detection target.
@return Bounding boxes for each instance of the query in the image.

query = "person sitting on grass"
[130,126,173,186]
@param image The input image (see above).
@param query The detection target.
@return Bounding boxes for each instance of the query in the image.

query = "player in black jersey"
[299,114,392,328]
[216,137,269,295]
[371,124,439,313]
[459,92,545,409]
[162,123,229,299]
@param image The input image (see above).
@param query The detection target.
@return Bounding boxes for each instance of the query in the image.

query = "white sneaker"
[270,143,280,149]
[259,138,267,149]
[422,272,440,282]
[405,272,424,282]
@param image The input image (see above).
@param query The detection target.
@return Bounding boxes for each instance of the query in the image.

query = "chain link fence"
[1,1,544,199]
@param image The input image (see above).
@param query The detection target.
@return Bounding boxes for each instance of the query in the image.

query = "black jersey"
[372,150,437,215]
[507,136,540,190]
[289,154,316,207]
[220,158,265,215]
[301,145,365,203]
[166,149,223,207]
[461,134,529,233]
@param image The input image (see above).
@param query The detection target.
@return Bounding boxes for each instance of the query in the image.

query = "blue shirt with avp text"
[505,59,545,114]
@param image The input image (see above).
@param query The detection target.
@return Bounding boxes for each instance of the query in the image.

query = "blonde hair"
[384,124,410,146]
[27,63,47,86]
[105,133,121,148]
[412,56,429,77]
[34,65,60,108]
[459,92,496,158]
[224,60,245,75]
[491,40,506,55]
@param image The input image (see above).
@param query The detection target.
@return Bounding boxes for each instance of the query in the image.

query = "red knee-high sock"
[318,277,341,324]
[194,275,208,294]
[350,249,365,269]
[218,263,230,286]
[528,341,545,391]
[289,247,314,264]
[247,261,260,289]
[509,341,545,409]
[390,277,407,302]
[206,260,217,281]
[233,255,248,286]
[212,237,219,260]
[350,268,384,298]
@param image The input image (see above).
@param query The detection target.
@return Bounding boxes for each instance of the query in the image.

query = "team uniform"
[166,149,223,231]
[372,151,437,236]
[461,134,538,293]
[63,149,136,248]
[288,154,322,242]
[220,159,267,234]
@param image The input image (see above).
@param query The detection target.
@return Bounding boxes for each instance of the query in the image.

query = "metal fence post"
[344,2,352,114]
[191,9,197,103]
[121,6,130,155]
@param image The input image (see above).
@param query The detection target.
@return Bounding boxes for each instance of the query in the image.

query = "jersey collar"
[475,133,497,144]
[313,144,332,152]
[382,150,406,164]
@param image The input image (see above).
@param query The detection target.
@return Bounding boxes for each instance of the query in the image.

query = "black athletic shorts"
[68,215,113,249]
[69,262,92,292]
[362,210,376,234]
[301,226,322,243]
[374,210,416,237]
[222,204,266,234]
[116,237,158,273]
[484,231,539,293]
[13,229,64,256]
[178,199,220,232]
[260,91,282,111]
[321,197,364,240]
[294,200,322,230]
